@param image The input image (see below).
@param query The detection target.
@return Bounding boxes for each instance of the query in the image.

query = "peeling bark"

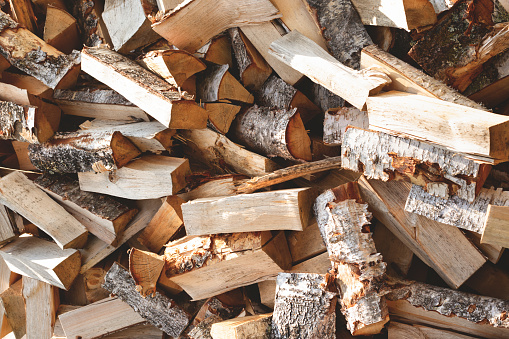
[323,107,368,145]
[68,0,112,47]
[0,101,38,143]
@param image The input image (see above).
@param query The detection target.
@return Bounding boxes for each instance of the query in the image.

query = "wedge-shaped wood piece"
[78,155,190,199]
[193,33,233,67]
[102,263,190,337]
[35,174,138,246]
[232,105,311,161]
[128,248,164,298]
[360,44,486,110]
[43,6,81,54]
[272,273,336,339]
[23,277,59,339]
[197,63,254,104]
[386,277,509,339]
[0,172,88,249]
[0,101,49,143]
[163,231,292,300]
[367,91,509,162]
[182,188,314,235]
[139,50,206,87]
[351,0,436,30]
[465,230,504,264]
[358,178,486,289]
[388,322,477,339]
[180,128,278,176]
[59,297,146,339]
[53,87,149,122]
[269,31,390,110]
[81,47,208,128]
[0,205,16,246]
[28,129,141,174]
[206,102,242,134]
[0,235,80,290]
[342,127,488,203]
[0,10,80,89]
[0,280,25,339]
[286,220,326,264]
[69,0,112,47]
[151,0,280,53]
[210,314,272,339]
[0,70,53,99]
[323,107,368,145]
[482,205,509,247]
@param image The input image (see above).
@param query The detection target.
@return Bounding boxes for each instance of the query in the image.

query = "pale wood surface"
[286,219,326,264]
[482,205,509,247]
[23,277,58,339]
[128,248,164,298]
[43,6,81,54]
[465,230,504,264]
[210,314,271,339]
[0,279,25,338]
[0,205,16,246]
[388,322,476,339]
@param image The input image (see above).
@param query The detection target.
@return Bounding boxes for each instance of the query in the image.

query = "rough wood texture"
[34,174,138,246]
[232,105,311,161]
[465,230,504,264]
[23,277,58,339]
[0,205,16,246]
[287,220,327,264]
[341,127,485,203]
[102,262,190,337]
[0,10,80,89]
[128,248,164,298]
[178,176,241,201]
[269,31,390,110]
[182,187,314,235]
[0,280,25,339]
[0,101,38,143]
[272,273,336,339]
[210,314,271,339]
[323,107,368,145]
[482,205,509,247]
[205,102,242,134]
[386,277,509,338]
[81,47,208,128]
[0,172,88,249]
[69,0,112,47]
[372,222,413,276]
[43,6,81,54]
[78,155,190,199]
[28,129,141,174]
[151,0,281,53]
[388,322,476,339]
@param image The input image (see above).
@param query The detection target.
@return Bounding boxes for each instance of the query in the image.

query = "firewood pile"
[1,0,509,337]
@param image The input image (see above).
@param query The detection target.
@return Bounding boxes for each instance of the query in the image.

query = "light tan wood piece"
[23,277,59,339]
[128,248,164,298]
[0,172,88,249]
[182,188,314,235]
[269,31,391,110]
[43,6,81,54]
[193,33,233,67]
[81,47,208,128]
[197,63,254,104]
[482,205,509,247]
[11,141,39,171]
[0,71,53,99]
[0,279,25,339]
[151,0,280,53]
[465,230,504,264]
[178,176,240,201]
[78,155,190,199]
[9,0,37,33]
[206,102,242,134]
[372,222,413,275]
[0,205,16,246]
[388,322,476,339]
[286,219,327,264]
[210,314,272,339]
[156,0,182,12]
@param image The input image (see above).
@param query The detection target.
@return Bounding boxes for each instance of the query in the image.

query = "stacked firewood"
[0,0,509,338]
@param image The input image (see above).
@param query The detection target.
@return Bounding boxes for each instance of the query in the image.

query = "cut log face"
[43,6,81,54]
[481,205,509,247]
[205,102,241,134]
[0,205,15,246]
[151,0,281,53]
[0,235,81,290]
[81,47,208,129]
[128,248,164,298]
[323,107,368,145]
[233,105,312,161]
[272,273,337,339]
[102,262,190,337]
[193,33,233,67]
[78,155,190,199]
[181,187,315,235]
[28,129,141,174]
[162,231,292,300]
[210,314,271,339]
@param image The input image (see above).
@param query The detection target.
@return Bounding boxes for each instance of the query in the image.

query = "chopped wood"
[323,107,368,145]
[232,105,311,161]
[151,0,280,53]
[269,31,391,110]
[23,277,59,339]
[481,205,509,247]
[0,280,25,339]
[465,230,504,264]
[286,219,327,264]
[388,322,476,339]
[372,222,413,276]
[0,205,15,247]
[272,273,336,339]
[162,231,291,300]
[196,63,254,104]
[34,174,138,246]
[0,101,43,143]
[81,47,208,128]
[178,176,239,201]
[68,0,112,47]
[43,6,81,54]
[210,314,271,339]
[0,71,53,99]
[465,263,509,300]
[102,262,190,337]
[78,155,190,199]
[206,102,242,134]
[193,33,233,67]
[9,0,37,33]
[156,0,182,13]
[128,248,164,298]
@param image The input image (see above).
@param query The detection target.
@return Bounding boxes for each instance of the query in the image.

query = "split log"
[28,129,141,174]
[367,91,509,162]
[78,155,190,199]
[341,127,489,203]
[232,105,312,161]
[151,0,280,53]
[128,248,164,298]
[186,296,242,338]
[179,128,278,177]
[79,119,175,153]
[179,176,240,201]
[350,0,436,30]
[34,174,138,246]
[137,196,185,253]
[0,280,25,339]
[465,263,509,300]
[271,273,336,339]
[53,87,149,122]
[59,297,146,339]
[228,27,272,92]
[162,231,292,300]
[43,6,81,54]
[23,277,59,339]
[205,102,241,134]
[465,230,504,264]
[409,0,509,91]
[68,0,112,47]
[286,220,326,264]
[0,172,88,249]
[358,178,486,288]
[254,74,321,124]
[323,107,368,145]
[193,33,233,67]
[9,0,37,33]
[0,101,51,144]
[482,205,509,247]
[210,314,271,339]
[388,322,476,339]
[0,70,53,99]
[181,187,314,235]
[102,262,190,337]
[0,10,80,89]
[82,267,109,304]
[139,49,206,87]
[0,205,15,249]
[269,31,391,110]
[386,277,509,338]
[360,44,487,110]
[81,47,208,128]
[372,222,413,276]
[197,63,254,104]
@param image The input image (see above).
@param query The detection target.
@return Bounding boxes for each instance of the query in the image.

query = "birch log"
[196,63,254,104]
[0,101,50,144]
[43,6,81,54]
[323,107,368,145]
